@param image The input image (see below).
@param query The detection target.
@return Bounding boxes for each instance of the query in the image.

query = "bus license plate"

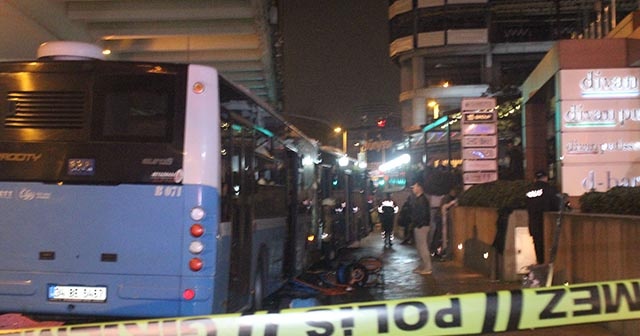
[47,285,107,303]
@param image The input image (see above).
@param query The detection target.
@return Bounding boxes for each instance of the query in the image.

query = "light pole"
[333,127,348,153]
[283,113,347,152]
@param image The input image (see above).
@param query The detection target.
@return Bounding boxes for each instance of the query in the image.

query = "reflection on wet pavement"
[313,228,617,335]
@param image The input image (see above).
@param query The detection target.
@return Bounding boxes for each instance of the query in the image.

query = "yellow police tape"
[2,278,639,336]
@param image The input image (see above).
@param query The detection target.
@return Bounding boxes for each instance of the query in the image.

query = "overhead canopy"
[0,0,280,104]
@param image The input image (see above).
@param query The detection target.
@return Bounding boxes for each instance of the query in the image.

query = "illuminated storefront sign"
[362,140,392,152]
[462,123,496,135]
[558,68,640,195]
[462,148,497,160]
[561,164,640,195]
[560,68,640,99]
[561,132,640,164]
[559,100,640,130]
[461,97,497,188]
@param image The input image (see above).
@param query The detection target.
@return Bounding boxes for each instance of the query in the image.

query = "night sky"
[281,1,400,144]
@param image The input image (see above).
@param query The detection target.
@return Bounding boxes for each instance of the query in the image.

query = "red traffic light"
[376,118,387,128]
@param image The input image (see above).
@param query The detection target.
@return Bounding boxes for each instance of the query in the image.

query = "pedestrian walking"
[378,193,398,248]
[411,180,432,275]
[525,170,560,264]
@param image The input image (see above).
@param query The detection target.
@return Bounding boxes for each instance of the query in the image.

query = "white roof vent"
[37,41,105,60]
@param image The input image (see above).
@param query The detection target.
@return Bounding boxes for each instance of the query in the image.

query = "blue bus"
[0,42,318,317]
[316,147,371,259]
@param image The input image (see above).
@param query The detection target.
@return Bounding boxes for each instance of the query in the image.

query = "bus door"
[222,124,255,312]
[282,149,301,277]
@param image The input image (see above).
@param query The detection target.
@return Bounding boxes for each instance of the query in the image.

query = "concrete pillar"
[412,96,426,127]
[400,56,427,129]
[412,55,425,89]
[401,100,414,130]
[400,58,413,92]
[523,101,549,178]
[484,52,494,86]
[411,56,426,127]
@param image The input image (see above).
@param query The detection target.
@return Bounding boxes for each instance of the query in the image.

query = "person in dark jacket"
[411,180,432,275]
[526,170,560,264]
[398,194,414,245]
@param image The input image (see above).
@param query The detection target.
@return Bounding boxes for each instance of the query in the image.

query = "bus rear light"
[189,258,203,271]
[189,241,204,254]
[192,82,205,94]
[190,206,205,221]
[190,223,204,237]
[183,289,196,300]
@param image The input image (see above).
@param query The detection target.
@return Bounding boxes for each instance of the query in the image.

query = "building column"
[400,55,427,130]
[412,96,426,127]
[400,58,413,92]
[412,55,425,89]
[523,101,549,179]
[411,56,426,127]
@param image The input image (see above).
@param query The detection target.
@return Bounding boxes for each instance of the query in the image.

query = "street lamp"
[283,114,347,151]
[333,126,347,153]
[338,155,349,167]
[428,100,440,119]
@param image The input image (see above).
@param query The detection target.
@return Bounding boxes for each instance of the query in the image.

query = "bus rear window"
[94,74,177,142]
[102,90,169,139]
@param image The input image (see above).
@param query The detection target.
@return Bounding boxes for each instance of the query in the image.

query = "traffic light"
[376,118,387,128]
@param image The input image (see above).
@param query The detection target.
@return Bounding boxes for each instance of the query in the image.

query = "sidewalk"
[325,229,522,304]
[316,227,617,335]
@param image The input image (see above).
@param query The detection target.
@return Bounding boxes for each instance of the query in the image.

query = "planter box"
[451,206,640,334]
[548,212,640,335]
[450,207,534,281]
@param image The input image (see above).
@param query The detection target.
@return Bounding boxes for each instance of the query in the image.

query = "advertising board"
[463,159,498,172]
[463,171,498,184]
[558,100,640,131]
[461,123,496,135]
[462,111,496,122]
[559,68,640,100]
[461,98,496,111]
[462,135,497,148]
[558,68,640,195]
[561,163,640,195]
[461,98,497,188]
[462,148,497,160]
[561,131,640,164]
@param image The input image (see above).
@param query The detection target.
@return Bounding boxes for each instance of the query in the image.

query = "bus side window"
[257,169,272,185]
[220,171,232,222]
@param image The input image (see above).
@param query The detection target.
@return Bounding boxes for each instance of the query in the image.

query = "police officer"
[525,170,560,264]
[378,193,398,248]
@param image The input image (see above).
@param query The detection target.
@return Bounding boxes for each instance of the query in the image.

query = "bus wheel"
[348,263,368,287]
[252,260,265,311]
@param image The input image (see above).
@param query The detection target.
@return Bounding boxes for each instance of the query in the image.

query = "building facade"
[389,0,640,132]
